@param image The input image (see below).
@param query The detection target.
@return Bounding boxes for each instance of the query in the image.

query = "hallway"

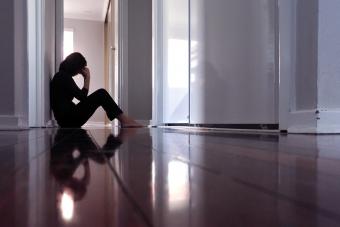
[1,127,340,227]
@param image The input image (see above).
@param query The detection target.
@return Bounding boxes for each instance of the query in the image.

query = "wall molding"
[287,109,340,134]
[316,109,340,134]
[84,120,151,128]
[83,121,112,128]
[152,0,164,125]
[136,120,152,126]
[118,0,129,113]
[287,110,317,133]
[0,115,29,130]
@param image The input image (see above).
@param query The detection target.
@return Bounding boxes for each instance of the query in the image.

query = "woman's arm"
[81,67,90,91]
[71,67,90,101]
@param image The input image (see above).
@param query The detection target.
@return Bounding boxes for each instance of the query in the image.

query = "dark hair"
[59,52,87,75]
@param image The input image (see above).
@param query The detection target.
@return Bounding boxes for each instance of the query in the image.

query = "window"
[63,29,74,59]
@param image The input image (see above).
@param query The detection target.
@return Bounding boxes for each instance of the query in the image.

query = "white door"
[190,0,278,124]
[154,0,278,125]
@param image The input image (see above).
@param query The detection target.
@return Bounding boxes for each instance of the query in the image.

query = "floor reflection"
[3,128,340,226]
[167,160,189,210]
[50,129,123,223]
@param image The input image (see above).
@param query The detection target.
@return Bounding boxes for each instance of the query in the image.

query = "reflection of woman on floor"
[50,129,125,221]
[51,52,141,128]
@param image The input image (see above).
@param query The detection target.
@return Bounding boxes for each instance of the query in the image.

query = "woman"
[51,52,140,128]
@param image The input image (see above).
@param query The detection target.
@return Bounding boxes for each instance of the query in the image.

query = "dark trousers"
[59,89,123,128]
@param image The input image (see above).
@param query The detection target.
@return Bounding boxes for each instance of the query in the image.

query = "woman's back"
[51,72,81,119]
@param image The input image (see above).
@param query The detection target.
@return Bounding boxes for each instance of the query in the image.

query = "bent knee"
[94,88,109,96]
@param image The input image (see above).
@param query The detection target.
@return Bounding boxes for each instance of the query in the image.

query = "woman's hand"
[80,67,90,79]
[81,67,90,91]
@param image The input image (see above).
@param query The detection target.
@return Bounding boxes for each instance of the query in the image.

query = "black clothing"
[51,71,123,127]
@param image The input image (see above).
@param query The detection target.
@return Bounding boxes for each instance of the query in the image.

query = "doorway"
[27,0,153,128]
[63,0,119,127]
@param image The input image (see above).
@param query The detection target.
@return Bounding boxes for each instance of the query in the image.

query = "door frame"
[152,0,164,125]
[28,0,63,127]
[106,0,129,119]
[28,0,44,127]
[116,0,129,114]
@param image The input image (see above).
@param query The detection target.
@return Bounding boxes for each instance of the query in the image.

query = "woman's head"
[59,52,87,76]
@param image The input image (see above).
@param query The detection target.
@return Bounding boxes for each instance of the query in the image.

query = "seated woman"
[51,52,140,128]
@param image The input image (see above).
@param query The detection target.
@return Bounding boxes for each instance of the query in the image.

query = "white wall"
[64,18,106,124]
[280,0,340,133]
[14,0,29,124]
[318,0,340,109]
[127,0,153,121]
[44,0,56,124]
[295,0,318,110]
[0,0,29,129]
[278,0,297,130]
[27,0,58,127]
[0,0,15,115]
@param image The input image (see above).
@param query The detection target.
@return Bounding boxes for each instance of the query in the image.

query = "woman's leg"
[71,88,141,127]
[72,89,123,127]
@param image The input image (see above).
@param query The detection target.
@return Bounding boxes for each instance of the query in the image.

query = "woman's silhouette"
[51,52,141,128]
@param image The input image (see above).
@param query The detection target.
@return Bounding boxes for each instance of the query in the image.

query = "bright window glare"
[64,30,74,59]
[60,191,74,221]
[168,161,189,209]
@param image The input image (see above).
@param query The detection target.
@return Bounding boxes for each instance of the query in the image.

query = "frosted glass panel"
[162,0,189,123]
[190,0,278,124]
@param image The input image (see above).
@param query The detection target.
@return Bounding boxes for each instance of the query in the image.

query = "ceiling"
[64,0,109,22]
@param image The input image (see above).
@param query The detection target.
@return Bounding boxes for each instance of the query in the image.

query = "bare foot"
[117,114,145,128]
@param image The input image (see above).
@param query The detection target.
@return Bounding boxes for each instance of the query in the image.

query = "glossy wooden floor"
[1,127,340,227]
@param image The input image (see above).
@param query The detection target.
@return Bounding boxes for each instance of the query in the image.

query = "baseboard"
[287,109,340,134]
[79,120,151,128]
[136,120,152,126]
[0,115,29,130]
[83,121,112,128]
[316,109,340,134]
[163,123,279,130]
[287,110,317,133]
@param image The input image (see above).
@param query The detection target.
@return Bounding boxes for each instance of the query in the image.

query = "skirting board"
[287,109,340,134]
[316,109,340,134]
[84,120,152,128]
[83,121,112,128]
[136,120,152,126]
[163,123,279,130]
[0,115,29,130]
[287,110,317,133]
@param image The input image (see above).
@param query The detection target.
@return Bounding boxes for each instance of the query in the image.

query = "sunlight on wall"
[167,39,189,88]
[63,30,74,59]
[163,38,190,122]
[190,40,198,83]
